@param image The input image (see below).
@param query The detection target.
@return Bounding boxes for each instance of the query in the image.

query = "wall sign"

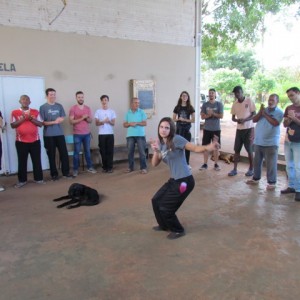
[0,63,16,72]
[130,79,156,119]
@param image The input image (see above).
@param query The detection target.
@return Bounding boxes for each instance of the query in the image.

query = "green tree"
[201,0,300,59]
[208,68,245,103]
[247,71,276,102]
[207,50,260,79]
[269,67,300,108]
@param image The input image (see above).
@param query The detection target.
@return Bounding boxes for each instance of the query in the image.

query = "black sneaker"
[152,226,168,232]
[63,174,73,179]
[214,163,221,171]
[167,231,186,240]
[51,175,59,181]
[199,163,208,170]
[281,187,296,194]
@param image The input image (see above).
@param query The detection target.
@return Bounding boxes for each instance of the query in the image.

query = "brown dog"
[211,151,234,164]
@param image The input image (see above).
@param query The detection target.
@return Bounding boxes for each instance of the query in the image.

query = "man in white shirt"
[94,95,116,173]
[228,86,256,177]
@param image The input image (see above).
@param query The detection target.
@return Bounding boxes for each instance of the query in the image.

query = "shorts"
[202,129,221,146]
[234,128,254,153]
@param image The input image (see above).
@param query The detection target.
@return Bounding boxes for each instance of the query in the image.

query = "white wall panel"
[0,0,195,46]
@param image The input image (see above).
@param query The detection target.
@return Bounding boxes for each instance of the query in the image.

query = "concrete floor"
[0,149,299,300]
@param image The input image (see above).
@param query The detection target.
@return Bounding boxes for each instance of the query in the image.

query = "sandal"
[228,169,237,176]
[124,168,133,173]
[245,169,254,177]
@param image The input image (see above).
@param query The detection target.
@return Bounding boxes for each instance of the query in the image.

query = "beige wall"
[0,27,195,147]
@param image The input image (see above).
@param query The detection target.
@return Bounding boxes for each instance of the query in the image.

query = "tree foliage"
[201,0,300,59]
[207,50,260,79]
[269,67,300,108]
[208,68,244,103]
[246,71,276,102]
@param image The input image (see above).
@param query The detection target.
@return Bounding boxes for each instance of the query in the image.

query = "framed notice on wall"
[130,79,156,118]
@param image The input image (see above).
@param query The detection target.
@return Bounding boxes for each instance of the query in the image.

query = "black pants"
[176,127,191,164]
[43,135,69,177]
[98,134,114,171]
[16,140,43,182]
[0,137,2,171]
[152,175,195,233]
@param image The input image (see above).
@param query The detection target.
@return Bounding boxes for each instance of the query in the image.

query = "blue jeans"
[73,134,93,171]
[284,141,300,192]
[253,145,278,184]
[126,136,147,170]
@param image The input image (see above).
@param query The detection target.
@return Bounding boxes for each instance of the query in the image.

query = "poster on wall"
[130,79,156,119]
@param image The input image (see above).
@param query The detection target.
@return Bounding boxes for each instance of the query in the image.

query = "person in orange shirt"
[10,95,44,188]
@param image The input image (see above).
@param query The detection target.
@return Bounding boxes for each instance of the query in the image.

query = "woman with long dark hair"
[150,117,218,239]
[173,91,195,166]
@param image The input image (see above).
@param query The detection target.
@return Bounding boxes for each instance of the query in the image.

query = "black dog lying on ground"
[53,183,100,209]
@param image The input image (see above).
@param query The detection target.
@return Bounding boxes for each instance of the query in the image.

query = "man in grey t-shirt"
[199,88,224,171]
[40,88,71,180]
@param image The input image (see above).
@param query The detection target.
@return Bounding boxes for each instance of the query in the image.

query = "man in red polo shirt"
[11,95,44,188]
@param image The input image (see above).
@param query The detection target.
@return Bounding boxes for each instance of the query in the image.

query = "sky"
[256,5,300,70]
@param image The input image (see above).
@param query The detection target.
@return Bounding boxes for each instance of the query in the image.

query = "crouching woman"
[150,117,219,240]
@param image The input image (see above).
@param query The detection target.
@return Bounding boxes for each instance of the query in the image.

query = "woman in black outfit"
[172,91,195,166]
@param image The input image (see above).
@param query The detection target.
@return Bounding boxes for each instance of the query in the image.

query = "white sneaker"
[0,185,5,192]
[87,168,97,174]
[14,181,27,188]
[73,170,78,177]
[246,179,259,185]
[34,180,46,184]
[266,183,276,190]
